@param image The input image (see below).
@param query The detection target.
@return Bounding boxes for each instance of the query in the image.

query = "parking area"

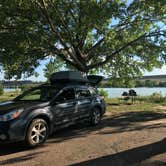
[0,111,166,166]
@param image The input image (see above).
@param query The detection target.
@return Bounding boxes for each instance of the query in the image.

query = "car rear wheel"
[90,107,101,125]
[26,119,48,147]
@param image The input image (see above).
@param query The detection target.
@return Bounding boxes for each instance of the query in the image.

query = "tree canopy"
[0,0,165,79]
[43,58,64,81]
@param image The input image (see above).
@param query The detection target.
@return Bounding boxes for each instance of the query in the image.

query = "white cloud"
[144,65,166,76]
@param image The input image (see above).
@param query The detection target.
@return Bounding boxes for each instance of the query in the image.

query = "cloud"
[144,65,166,76]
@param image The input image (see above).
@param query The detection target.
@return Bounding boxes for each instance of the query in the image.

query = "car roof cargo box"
[87,75,103,86]
[50,71,103,86]
[50,71,88,85]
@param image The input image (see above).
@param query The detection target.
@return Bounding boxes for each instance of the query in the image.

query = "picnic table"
[119,89,137,104]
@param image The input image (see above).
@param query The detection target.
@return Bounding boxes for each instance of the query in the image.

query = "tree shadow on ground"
[0,151,47,165]
[107,103,121,106]
[0,142,47,156]
[48,110,166,143]
[0,110,165,157]
[107,102,133,106]
[71,138,166,166]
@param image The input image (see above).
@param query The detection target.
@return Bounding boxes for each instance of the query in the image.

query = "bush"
[0,84,4,95]
[149,92,165,103]
[99,88,109,99]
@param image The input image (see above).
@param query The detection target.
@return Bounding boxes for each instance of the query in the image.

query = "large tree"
[43,58,64,80]
[0,0,165,79]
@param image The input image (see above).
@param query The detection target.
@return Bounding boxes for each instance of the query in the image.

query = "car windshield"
[14,86,59,102]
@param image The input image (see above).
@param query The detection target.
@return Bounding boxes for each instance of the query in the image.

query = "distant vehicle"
[0,71,106,147]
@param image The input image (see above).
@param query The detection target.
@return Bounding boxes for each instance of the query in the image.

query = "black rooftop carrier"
[50,71,103,86]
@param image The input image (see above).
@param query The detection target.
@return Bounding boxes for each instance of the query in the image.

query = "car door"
[75,88,92,119]
[51,88,77,126]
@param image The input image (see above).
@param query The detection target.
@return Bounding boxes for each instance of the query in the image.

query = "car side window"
[56,88,75,102]
[20,89,41,101]
[76,89,91,98]
[41,87,59,101]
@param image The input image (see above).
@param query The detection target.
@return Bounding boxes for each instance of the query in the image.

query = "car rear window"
[76,89,91,98]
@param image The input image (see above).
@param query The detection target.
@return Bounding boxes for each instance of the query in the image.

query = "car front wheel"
[26,119,48,147]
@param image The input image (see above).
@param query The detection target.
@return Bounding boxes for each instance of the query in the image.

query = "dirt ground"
[0,111,166,166]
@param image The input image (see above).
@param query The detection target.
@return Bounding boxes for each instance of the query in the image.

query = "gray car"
[0,72,106,147]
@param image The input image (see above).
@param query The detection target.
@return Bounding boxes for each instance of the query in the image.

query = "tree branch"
[48,0,87,65]
[87,30,165,70]
[86,37,105,59]
[87,33,148,69]
[33,0,87,70]
[48,0,75,44]
[48,44,83,70]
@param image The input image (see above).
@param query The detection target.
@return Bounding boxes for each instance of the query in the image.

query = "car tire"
[25,119,49,147]
[90,107,101,126]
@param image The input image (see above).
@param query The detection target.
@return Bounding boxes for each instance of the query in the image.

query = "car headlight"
[0,109,24,122]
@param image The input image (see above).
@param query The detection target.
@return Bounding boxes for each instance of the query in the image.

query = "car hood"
[0,101,49,115]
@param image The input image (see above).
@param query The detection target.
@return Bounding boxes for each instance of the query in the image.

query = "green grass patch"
[0,92,20,102]
[106,96,166,114]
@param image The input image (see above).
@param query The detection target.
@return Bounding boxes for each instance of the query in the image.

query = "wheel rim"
[30,122,47,144]
[93,109,101,124]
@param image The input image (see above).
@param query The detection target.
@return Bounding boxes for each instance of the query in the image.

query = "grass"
[0,92,20,102]
[106,97,166,114]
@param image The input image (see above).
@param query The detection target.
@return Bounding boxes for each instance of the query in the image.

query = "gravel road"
[0,111,166,166]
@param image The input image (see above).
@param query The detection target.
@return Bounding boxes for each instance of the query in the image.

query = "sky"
[144,65,166,76]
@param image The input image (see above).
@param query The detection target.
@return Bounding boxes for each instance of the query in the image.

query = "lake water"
[101,87,166,98]
[4,88,20,93]
[4,87,166,98]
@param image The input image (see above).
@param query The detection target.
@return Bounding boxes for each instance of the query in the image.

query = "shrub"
[149,92,165,103]
[99,88,109,99]
[0,84,4,95]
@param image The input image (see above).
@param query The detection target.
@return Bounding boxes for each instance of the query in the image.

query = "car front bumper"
[0,119,26,142]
